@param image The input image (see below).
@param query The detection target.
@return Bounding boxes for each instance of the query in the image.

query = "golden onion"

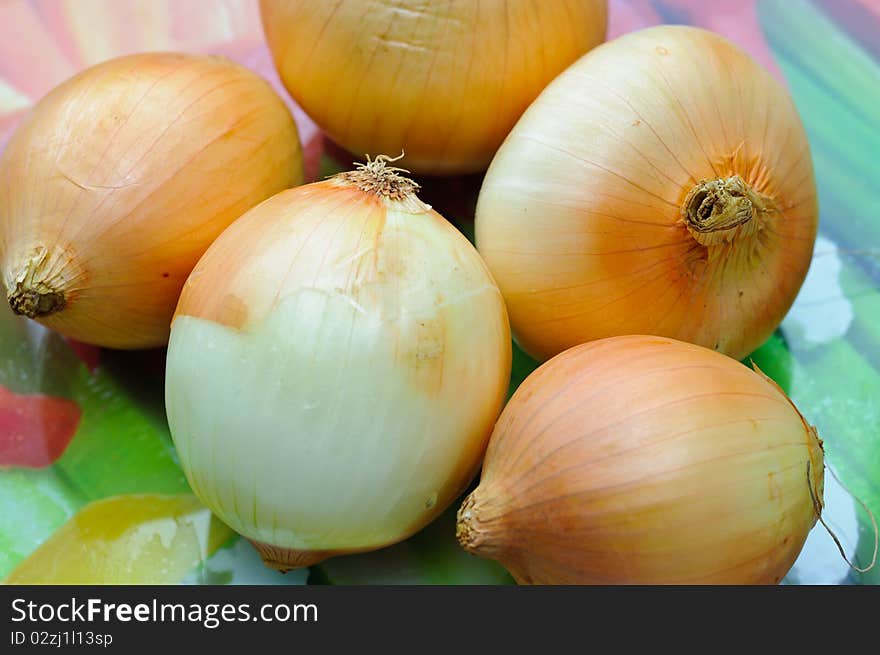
[457,335,825,585]
[259,0,608,174]
[475,25,818,361]
[0,52,303,349]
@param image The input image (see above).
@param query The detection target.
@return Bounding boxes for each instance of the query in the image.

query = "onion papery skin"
[165,170,511,570]
[475,25,818,362]
[0,53,303,349]
[259,0,608,175]
[457,336,825,585]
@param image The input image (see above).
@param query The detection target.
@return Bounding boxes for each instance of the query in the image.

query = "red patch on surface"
[63,338,101,373]
[0,385,81,468]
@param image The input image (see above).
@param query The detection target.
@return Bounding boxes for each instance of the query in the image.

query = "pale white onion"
[165,158,511,570]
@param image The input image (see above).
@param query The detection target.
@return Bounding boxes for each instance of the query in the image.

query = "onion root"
[248,540,337,573]
[331,153,419,201]
[6,246,74,318]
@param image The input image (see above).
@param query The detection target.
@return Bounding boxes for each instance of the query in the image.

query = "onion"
[475,25,818,361]
[456,335,825,585]
[165,156,511,571]
[0,52,303,349]
[259,0,608,174]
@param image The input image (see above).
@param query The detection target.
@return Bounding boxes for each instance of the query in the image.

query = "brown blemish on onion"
[751,361,825,514]
[214,293,249,330]
[413,316,446,395]
[768,472,783,503]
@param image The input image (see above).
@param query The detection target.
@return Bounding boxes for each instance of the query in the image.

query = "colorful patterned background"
[1,0,878,585]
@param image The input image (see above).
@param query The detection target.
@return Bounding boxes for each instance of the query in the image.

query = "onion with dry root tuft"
[475,25,818,362]
[457,335,825,585]
[0,52,303,349]
[259,0,608,174]
[165,156,511,571]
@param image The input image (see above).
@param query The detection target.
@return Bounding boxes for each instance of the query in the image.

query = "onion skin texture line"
[456,335,825,585]
[259,0,608,174]
[0,52,303,349]
[475,25,818,362]
[165,161,511,571]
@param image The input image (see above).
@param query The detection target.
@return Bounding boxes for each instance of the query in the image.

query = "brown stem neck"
[682,175,775,246]
[456,489,506,558]
[456,493,482,552]
[6,247,69,318]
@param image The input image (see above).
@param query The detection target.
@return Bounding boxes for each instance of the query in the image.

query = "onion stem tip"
[331,153,420,201]
[682,175,774,245]
[7,283,66,318]
[456,493,482,553]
